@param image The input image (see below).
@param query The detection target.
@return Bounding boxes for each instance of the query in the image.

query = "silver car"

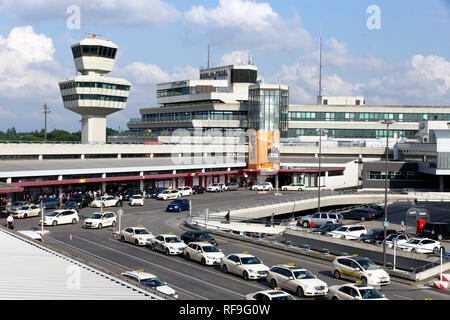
[299,212,344,229]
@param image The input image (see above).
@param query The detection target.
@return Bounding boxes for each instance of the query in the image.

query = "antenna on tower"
[318,35,323,100]
[84,32,103,39]
[207,42,210,69]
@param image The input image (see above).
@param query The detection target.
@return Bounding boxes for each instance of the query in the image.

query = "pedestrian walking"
[119,193,123,207]
[7,214,14,230]
[225,211,230,224]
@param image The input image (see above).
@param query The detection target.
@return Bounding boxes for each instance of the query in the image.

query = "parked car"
[362,203,384,217]
[151,234,187,255]
[327,283,388,300]
[420,222,450,241]
[245,289,295,301]
[13,204,41,218]
[180,231,217,246]
[166,199,190,212]
[341,208,376,221]
[123,189,143,201]
[332,256,390,286]
[121,270,177,298]
[90,195,119,208]
[42,209,79,226]
[358,228,397,244]
[281,183,306,191]
[326,224,367,240]
[129,195,144,206]
[42,198,60,210]
[184,241,225,266]
[70,194,93,208]
[149,187,166,198]
[299,212,343,228]
[207,183,224,192]
[192,185,205,194]
[62,201,78,210]
[157,189,181,200]
[220,253,270,280]
[176,186,193,197]
[376,233,409,248]
[311,223,343,235]
[395,237,444,254]
[8,201,30,213]
[120,226,155,246]
[224,182,239,191]
[251,182,273,191]
[84,211,116,229]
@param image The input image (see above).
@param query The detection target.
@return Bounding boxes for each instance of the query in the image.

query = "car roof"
[233,253,255,257]
[189,241,214,246]
[344,283,374,290]
[122,270,157,279]
[272,264,306,271]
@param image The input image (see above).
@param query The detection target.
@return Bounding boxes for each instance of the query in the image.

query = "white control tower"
[59,34,131,144]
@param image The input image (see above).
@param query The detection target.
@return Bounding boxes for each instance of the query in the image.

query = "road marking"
[71,235,252,298]
[45,235,208,300]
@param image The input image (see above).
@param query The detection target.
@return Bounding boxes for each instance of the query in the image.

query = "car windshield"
[358,259,379,271]
[161,191,170,194]
[132,196,142,199]
[335,227,348,232]
[365,230,378,236]
[47,211,60,217]
[141,277,165,287]
[18,206,29,210]
[202,246,220,253]
[195,233,211,240]
[166,236,181,243]
[13,202,24,206]
[90,213,103,219]
[134,229,150,235]
[386,234,398,241]
[359,288,384,299]
[293,270,316,279]
[407,239,421,245]
[271,295,296,300]
[171,200,182,204]
[240,257,261,264]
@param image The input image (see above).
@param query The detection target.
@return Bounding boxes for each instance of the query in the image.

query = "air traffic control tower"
[59,34,131,144]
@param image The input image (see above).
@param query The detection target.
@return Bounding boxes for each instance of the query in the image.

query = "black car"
[42,198,60,209]
[311,223,343,235]
[123,189,143,200]
[192,185,205,194]
[358,228,397,244]
[362,203,384,217]
[421,222,450,241]
[180,231,217,246]
[62,201,79,210]
[342,208,376,221]
[149,187,166,198]
[70,194,93,208]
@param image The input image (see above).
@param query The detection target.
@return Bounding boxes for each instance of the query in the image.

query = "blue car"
[42,198,60,209]
[166,199,190,212]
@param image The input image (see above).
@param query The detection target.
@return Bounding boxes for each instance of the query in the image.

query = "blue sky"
[0,0,448,133]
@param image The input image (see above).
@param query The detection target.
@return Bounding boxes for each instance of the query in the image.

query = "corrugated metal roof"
[0,228,165,300]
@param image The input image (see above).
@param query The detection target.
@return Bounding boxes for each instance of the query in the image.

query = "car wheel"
[178,207,182,212]
[341,235,346,240]
[360,216,366,222]
[332,296,339,300]
[112,221,116,227]
[222,264,228,273]
[437,234,443,241]
[243,271,249,280]
[185,253,190,261]
[296,286,304,297]
[135,239,139,246]
[24,213,28,218]
[98,223,102,229]
[302,221,310,228]
[72,218,77,224]
[165,248,170,256]
[201,258,206,266]
[433,247,439,255]
[270,279,277,289]
[334,270,341,280]
[282,188,287,191]
[151,244,155,251]
[52,220,57,226]
[412,248,417,253]
[120,235,125,242]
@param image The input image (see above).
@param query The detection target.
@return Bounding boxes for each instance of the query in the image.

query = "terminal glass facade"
[288,128,417,139]
[289,111,450,122]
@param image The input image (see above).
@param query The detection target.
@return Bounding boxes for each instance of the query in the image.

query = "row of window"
[139,111,248,122]
[289,111,450,122]
[72,45,117,59]
[156,87,229,98]
[59,82,130,91]
[62,94,128,102]
[366,171,423,180]
[288,128,417,139]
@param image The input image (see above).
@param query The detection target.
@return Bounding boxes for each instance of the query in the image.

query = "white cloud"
[1,0,180,26]
[184,0,313,52]
[117,63,198,84]
[219,50,253,66]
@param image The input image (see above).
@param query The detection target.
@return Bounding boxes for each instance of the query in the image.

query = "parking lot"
[2,189,450,300]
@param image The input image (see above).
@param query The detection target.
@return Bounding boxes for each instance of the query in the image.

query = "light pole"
[42,103,50,142]
[315,128,328,213]
[379,119,395,266]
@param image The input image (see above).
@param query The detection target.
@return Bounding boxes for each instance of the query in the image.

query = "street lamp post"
[315,128,328,213]
[379,119,395,267]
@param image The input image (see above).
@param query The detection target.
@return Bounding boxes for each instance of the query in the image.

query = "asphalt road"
[4,190,450,301]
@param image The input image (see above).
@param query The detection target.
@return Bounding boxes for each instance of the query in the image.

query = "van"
[421,222,450,241]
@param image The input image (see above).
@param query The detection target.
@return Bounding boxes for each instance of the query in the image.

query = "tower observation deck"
[58,34,131,144]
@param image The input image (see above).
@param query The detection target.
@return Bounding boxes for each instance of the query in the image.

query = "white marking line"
[73,235,252,297]
[393,294,413,300]
[45,235,208,300]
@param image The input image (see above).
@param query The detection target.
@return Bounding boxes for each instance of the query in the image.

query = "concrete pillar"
[6,178,11,184]
[102,173,106,193]
[81,154,85,160]
[439,176,444,192]
[117,154,122,159]
[38,154,43,160]
[140,172,144,191]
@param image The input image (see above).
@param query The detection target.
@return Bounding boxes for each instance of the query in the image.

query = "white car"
[157,189,181,200]
[395,238,444,254]
[121,270,178,299]
[42,209,79,226]
[220,253,270,280]
[245,289,295,301]
[151,234,187,255]
[327,283,388,300]
[84,211,116,229]
[266,264,328,297]
[332,256,390,286]
[13,204,41,218]
[281,183,306,191]
[206,183,224,192]
[177,187,193,196]
[129,195,144,206]
[120,226,155,246]
[90,195,119,208]
[251,182,273,191]
[326,224,367,240]
[184,241,225,266]
[8,201,30,214]
[376,233,409,248]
